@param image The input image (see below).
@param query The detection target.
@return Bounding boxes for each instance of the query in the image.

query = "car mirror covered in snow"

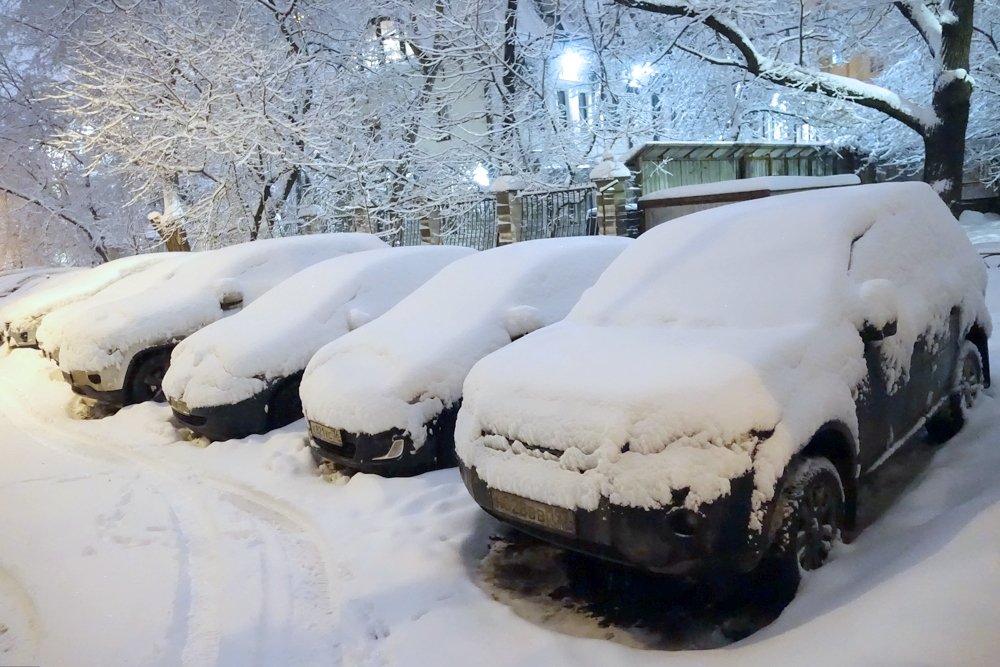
[859,278,899,342]
[216,279,245,312]
[504,305,543,341]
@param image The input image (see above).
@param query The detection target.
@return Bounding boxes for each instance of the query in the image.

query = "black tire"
[431,402,462,469]
[127,349,172,404]
[926,340,984,443]
[765,456,844,589]
[267,377,303,430]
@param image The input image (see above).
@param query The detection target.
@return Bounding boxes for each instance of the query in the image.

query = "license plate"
[491,489,575,536]
[309,420,342,446]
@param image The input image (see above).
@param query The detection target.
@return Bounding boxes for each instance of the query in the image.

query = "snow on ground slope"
[1,273,999,666]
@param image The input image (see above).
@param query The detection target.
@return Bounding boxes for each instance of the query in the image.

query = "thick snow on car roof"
[52,233,386,373]
[575,181,985,329]
[0,267,81,304]
[300,236,631,445]
[2,254,182,340]
[163,245,475,409]
[36,255,197,355]
[456,182,988,525]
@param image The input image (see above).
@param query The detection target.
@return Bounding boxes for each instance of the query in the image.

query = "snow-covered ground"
[2,257,1000,666]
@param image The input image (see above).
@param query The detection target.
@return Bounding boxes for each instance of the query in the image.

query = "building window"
[367,17,414,65]
[557,87,593,125]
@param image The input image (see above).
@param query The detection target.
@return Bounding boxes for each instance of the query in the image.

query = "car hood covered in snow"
[50,233,386,373]
[163,245,474,408]
[456,321,861,524]
[456,182,989,526]
[300,237,631,446]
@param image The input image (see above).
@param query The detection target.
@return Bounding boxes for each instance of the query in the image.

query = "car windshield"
[570,191,864,330]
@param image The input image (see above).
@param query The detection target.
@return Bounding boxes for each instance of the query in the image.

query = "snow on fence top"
[49,233,386,373]
[300,236,631,445]
[162,245,475,409]
[456,182,988,526]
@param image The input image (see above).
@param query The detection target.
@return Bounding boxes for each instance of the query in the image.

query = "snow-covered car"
[301,236,632,476]
[455,182,990,583]
[0,266,82,328]
[50,233,386,406]
[163,245,475,441]
[2,253,182,348]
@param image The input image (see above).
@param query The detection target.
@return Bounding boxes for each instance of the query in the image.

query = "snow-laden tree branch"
[615,0,979,206]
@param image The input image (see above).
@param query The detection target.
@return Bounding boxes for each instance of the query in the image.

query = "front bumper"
[308,403,461,477]
[63,370,126,406]
[170,390,273,442]
[459,463,766,575]
[7,327,38,348]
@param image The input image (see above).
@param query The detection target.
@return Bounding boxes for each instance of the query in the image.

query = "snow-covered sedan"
[163,245,475,441]
[301,237,631,476]
[50,233,386,407]
[456,182,990,585]
[2,253,182,348]
[0,267,82,339]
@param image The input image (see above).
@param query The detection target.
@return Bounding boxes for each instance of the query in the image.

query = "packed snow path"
[2,266,1000,664]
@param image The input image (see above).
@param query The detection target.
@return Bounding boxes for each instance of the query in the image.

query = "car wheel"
[926,340,984,444]
[268,377,303,430]
[127,349,171,404]
[768,456,844,581]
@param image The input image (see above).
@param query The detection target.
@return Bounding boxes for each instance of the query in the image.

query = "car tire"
[127,349,171,404]
[268,377,303,430]
[763,456,844,593]
[926,340,983,444]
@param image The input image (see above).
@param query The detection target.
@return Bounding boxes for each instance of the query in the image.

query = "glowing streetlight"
[472,164,490,187]
[558,49,586,82]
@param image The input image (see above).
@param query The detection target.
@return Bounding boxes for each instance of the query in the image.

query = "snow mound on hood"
[51,233,386,373]
[300,237,631,446]
[163,245,474,408]
[457,182,988,520]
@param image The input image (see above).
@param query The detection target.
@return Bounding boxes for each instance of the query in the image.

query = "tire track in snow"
[0,563,43,661]
[0,361,349,666]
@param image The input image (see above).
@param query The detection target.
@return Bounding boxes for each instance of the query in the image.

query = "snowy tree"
[615,0,982,206]
[60,0,336,247]
[0,0,140,267]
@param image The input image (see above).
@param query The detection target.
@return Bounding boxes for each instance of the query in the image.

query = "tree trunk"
[923,0,975,209]
[154,175,191,252]
[924,79,972,208]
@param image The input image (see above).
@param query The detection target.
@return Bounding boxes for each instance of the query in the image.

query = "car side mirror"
[861,319,897,343]
[219,290,244,312]
[858,279,898,343]
[505,305,543,342]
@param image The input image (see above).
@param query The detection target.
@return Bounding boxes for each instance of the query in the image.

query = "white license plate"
[491,489,575,536]
[309,421,342,446]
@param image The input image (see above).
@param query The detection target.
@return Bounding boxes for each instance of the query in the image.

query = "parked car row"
[1,182,990,595]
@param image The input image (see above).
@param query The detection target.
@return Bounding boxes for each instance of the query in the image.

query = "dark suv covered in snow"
[456,182,990,582]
